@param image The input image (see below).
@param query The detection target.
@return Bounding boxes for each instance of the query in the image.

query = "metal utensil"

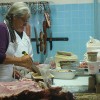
[38,64,52,88]
[22,51,41,75]
[34,26,40,54]
[48,28,52,50]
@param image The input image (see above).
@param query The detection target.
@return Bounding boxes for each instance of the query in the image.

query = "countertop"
[75,93,100,100]
[52,76,89,93]
[52,76,100,100]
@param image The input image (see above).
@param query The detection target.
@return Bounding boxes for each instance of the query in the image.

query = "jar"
[87,61,100,74]
[87,52,98,61]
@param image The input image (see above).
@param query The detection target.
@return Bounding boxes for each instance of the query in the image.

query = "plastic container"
[86,36,100,52]
[44,57,56,69]
[87,61,100,74]
[38,64,52,87]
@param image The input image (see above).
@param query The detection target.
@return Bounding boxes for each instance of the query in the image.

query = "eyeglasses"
[20,17,29,23]
[17,17,29,26]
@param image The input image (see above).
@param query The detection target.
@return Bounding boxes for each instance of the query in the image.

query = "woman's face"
[13,14,29,33]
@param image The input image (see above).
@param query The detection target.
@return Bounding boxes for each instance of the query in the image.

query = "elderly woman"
[0,2,38,81]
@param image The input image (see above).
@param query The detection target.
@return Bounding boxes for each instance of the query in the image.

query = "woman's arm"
[3,55,33,71]
[0,23,9,64]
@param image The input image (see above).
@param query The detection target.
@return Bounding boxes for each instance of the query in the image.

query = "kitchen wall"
[48,1,94,62]
[31,0,94,62]
[0,0,95,63]
[94,0,100,40]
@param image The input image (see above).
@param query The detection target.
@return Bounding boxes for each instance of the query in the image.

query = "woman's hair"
[5,2,31,42]
[5,2,31,18]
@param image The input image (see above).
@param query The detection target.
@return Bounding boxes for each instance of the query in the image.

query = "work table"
[52,76,89,93]
[75,93,100,100]
[52,75,100,100]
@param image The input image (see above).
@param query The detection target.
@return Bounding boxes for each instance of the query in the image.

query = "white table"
[52,76,89,93]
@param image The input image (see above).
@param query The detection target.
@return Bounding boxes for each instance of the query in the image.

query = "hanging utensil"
[43,2,52,51]
[49,28,52,50]
[22,51,41,75]
[43,3,51,28]
[43,21,47,55]
[40,30,44,52]
[42,3,51,54]
[34,27,40,54]
[43,33,47,54]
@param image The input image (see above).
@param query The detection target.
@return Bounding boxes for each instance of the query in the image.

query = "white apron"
[0,27,33,82]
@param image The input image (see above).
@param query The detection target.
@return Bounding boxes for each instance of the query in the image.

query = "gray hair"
[5,2,31,43]
[5,2,31,19]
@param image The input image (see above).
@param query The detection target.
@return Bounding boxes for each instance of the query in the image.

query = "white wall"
[0,0,94,4]
[97,0,100,3]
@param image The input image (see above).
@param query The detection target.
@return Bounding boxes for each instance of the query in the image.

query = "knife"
[40,31,44,52]
[49,28,52,50]
[34,27,40,54]
[22,51,41,75]
[43,21,47,54]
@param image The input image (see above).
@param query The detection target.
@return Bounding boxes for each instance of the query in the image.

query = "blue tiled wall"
[42,3,94,61]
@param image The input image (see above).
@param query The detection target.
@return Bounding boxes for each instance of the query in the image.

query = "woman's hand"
[4,54,39,71]
[14,55,33,71]
[33,62,40,66]
[19,55,33,71]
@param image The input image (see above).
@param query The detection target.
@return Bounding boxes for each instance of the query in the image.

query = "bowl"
[50,69,76,80]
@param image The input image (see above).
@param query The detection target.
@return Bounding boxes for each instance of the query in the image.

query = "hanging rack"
[0,1,50,15]
[31,37,69,42]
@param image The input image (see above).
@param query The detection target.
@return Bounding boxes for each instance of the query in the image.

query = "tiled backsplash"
[45,3,94,61]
